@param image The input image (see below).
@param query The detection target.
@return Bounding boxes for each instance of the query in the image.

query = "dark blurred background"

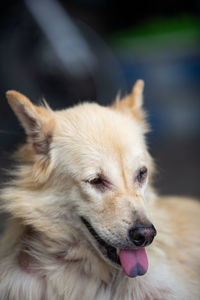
[0,0,200,225]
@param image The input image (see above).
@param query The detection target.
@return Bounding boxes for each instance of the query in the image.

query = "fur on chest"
[0,253,188,300]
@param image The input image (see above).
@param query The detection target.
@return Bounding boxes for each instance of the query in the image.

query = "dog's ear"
[6,91,55,155]
[112,80,147,129]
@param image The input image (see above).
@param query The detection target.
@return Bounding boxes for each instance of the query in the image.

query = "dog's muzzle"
[81,216,157,270]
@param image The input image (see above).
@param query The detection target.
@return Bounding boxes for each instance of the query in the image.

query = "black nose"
[128,224,157,247]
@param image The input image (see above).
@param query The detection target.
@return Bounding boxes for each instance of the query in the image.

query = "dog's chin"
[81,217,121,269]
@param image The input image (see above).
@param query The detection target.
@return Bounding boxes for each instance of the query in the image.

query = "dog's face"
[6,80,156,277]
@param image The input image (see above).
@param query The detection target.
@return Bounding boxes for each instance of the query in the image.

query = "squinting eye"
[86,174,111,192]
[136,167,148,184]
[89,177,104,186]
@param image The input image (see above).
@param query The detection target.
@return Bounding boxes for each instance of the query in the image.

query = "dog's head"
[5,80,156,277]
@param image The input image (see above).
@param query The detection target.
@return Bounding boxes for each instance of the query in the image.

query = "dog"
[0,80,200,300]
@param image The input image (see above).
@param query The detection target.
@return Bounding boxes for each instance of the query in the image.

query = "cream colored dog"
[0,80,200,300]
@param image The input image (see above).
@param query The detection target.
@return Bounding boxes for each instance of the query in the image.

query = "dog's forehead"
[54,103,147,176]
[56,103,144,151]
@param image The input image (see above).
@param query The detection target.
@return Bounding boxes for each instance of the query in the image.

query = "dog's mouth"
[81,217,149,277]
[81,217,121,266]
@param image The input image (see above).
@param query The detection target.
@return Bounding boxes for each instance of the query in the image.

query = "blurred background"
[0,0,200,231]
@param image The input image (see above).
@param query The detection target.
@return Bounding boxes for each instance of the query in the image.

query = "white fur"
[0,84,200,299]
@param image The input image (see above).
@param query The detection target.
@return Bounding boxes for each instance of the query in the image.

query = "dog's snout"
[128,224,157,247]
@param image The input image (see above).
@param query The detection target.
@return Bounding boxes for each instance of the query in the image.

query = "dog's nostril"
[129,224,156,247]
[132,230,146,246]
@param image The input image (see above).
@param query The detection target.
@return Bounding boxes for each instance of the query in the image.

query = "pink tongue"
[119,248,148,278]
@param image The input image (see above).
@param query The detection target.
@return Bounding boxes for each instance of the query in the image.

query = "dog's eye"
[136,167,148,184]
[87,175,110,192]
[89,177,104,186]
